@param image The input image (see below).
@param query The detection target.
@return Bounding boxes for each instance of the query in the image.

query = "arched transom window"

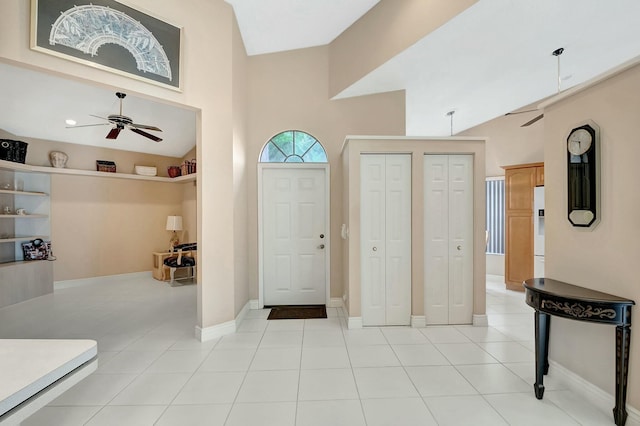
[259,130,327,163]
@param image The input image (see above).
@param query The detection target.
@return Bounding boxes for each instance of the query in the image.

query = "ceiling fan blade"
[521,114,544,127]
[66,122,110,129]
[131,123,162,132]
[89,114,110,121]
[130,127,163,142]
[106,127,122,139]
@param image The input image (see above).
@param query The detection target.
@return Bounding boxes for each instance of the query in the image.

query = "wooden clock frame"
[567,120,600,228]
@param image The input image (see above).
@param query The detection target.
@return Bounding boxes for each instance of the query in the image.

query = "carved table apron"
[523,278,635,426]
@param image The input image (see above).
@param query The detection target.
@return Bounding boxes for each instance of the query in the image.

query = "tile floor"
[0,275,617,425]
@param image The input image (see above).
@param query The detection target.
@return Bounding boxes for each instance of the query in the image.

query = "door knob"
[457,245,461,251]
[320,234,325,239]
[318,244,325,249]
[373,247,377,251]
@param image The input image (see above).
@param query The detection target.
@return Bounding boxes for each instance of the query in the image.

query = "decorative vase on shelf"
[168,166,181,178]
[49,151,68,168]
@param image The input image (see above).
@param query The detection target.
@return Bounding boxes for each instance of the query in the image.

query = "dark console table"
[523,278,635,426]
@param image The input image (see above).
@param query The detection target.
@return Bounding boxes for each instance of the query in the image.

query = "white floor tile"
[298,368,359,400]
[302,330,345,347]
[455,325,513,342]
[343,328,387,346]
[236,318,268,333]
[476,341,535,363]
[545,389,615,426]
[155,404,231,426]
[502,362,567,391]
[304,317,343,330]
[225,402,296,426]
[456,363,531,394]
[266,319,305,331]
[235,370,299,403]
[22,406,101,426]
[109,372,191,405]
[424,395,508,426]
[435,342,499,365]
[198,348,255,372]
[361,398,438,426]
[49,373,137,406]
[173,371,245,404]
[84,405,166,426]
[347,344,400,367]
[391,344,450,366]
[421,326,471,343]
[145,350,209,373]
[97,350,162,374]
[405,365,477,397]
[259,331,303,348]
[296,400,366,426]
[168,336,219,352]
[484,392,581,425]
[245,309,271,319]
[353,367,419,399]
[301,346,351,369]
[214,332,262,350]
[380,327,430,344]
[124,335,176,352]
[249,347,301,370]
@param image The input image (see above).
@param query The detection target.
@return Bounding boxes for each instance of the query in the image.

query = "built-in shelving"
[0,214,48,219]
[0,189,48,196]
[0,159,196,183]
[0,236,48,243]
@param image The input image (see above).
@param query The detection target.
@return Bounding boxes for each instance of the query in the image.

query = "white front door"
[261,166,327,306]
[424,155,473,325]
[361,154,412,326]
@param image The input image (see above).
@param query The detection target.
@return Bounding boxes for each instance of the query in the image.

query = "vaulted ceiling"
[2,0,640,156]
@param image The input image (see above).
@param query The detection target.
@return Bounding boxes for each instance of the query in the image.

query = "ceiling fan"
[69,92,163,142]
[505,47,565,127]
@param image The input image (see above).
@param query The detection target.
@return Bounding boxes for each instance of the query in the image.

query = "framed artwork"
[30,0,182,91]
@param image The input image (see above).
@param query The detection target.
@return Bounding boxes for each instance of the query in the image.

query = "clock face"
[567,128,593,155]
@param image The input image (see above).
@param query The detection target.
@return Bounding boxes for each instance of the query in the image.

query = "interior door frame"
[258,162,331,308]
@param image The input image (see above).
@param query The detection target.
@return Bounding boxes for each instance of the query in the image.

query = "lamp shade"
[166,215,183,231]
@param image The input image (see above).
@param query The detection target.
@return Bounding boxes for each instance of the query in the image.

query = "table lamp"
[166,215,183,249]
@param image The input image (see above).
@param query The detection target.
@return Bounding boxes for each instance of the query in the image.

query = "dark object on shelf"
[96,160,116,173]
[22,239,51,261]
[523,278,635,426]
[266,305,327,320]
[168,166,181,178]
[181,159,196,175]
[0,139,28,164]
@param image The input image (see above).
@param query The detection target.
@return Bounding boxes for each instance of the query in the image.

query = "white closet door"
[424,155,473,325]
[424,156,450,324]
[361,154,411,326]
[448,155,474,324]
[384,155,412,325]
[361,155,387,326]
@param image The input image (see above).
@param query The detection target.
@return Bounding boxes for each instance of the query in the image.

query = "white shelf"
[0,160,196,183]
[0,236,48,243]
[0,214,48,219]
[0,189,48,196]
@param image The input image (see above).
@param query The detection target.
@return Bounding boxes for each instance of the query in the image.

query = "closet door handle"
[457,245,462,251]
[318,244,325,249]
[372,247,377,252]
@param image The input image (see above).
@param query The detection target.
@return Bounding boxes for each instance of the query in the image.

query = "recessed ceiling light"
[65,119,77,126]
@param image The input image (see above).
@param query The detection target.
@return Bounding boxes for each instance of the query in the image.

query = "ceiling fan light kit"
[69,92,163,142]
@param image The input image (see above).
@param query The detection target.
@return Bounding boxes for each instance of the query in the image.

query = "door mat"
[266,305,327,320]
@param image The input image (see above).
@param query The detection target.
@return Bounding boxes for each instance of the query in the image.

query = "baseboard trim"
[249,299,260,310]
[196,300,253,342]
[411,316,426,328]
[473,314,488,326]
[54,271,152,290]
[550,360,640,425]
[328,297,343,308]
[195,320,235,342]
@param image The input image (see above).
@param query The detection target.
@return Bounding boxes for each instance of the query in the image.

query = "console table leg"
[534,310,550,399]
[613,325,631,426]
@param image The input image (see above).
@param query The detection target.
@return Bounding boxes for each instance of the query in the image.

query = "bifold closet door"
[361,154,411,326]
[424,155,473,325]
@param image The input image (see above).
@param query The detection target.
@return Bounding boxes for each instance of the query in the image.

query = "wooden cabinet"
[502,162,543,291]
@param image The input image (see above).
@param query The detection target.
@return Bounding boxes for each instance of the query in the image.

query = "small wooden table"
[523,278,635,426]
